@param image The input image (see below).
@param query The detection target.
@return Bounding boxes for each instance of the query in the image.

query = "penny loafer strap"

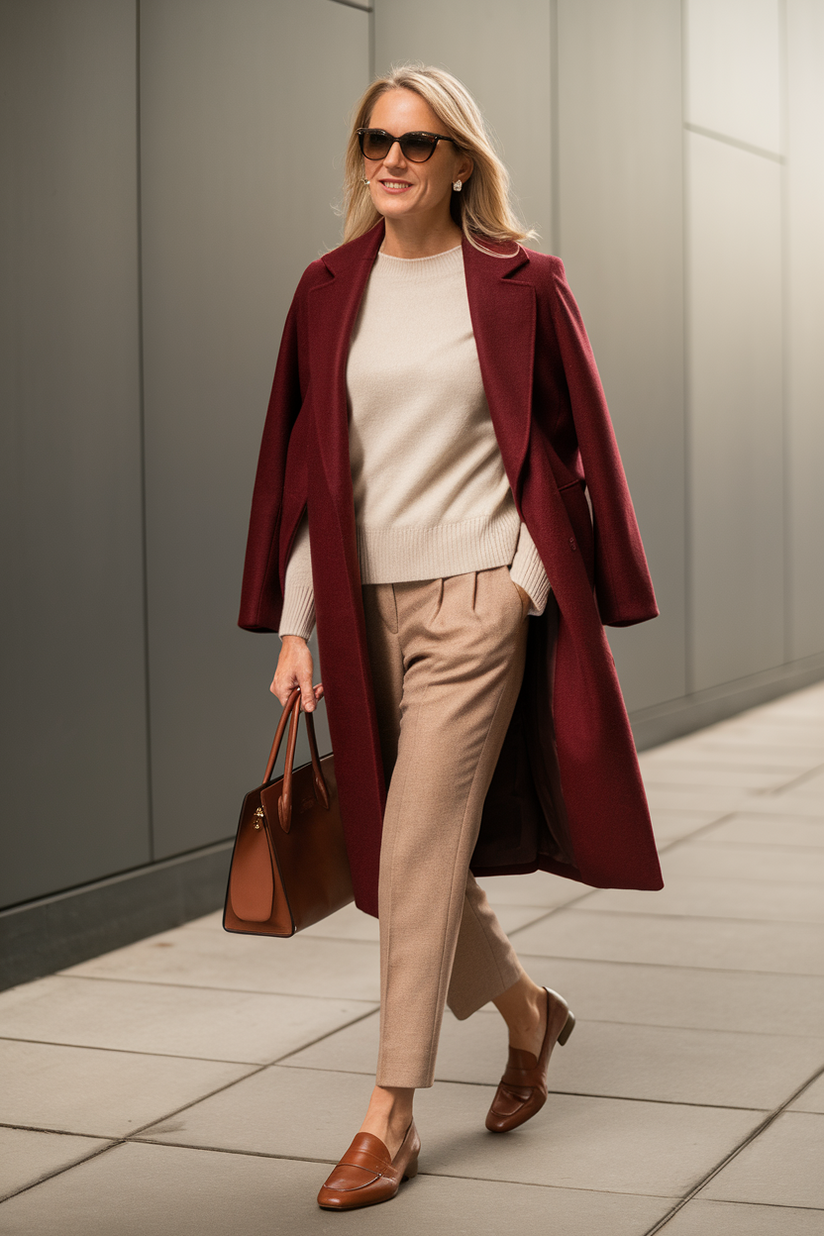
[501,1054,543,1086]
[337,1147,389,1176]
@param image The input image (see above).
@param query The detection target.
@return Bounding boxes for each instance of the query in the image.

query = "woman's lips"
[379,180,412,193]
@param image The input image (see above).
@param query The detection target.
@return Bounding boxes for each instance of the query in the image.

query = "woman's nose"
[384,140,406,167]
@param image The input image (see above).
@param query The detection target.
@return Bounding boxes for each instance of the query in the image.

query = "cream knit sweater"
[279,245,550,640]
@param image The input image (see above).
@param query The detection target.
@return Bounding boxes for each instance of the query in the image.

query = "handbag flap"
[228,794,275,922]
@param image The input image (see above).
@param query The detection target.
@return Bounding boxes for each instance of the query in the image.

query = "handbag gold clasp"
[252,807,265,830]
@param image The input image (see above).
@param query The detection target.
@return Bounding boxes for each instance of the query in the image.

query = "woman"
[239,66,662,1210]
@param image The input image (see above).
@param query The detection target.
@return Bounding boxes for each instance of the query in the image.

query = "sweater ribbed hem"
[278,585,316,641]
[356,509,521,584]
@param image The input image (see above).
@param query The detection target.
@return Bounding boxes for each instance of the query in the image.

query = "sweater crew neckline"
[374,244,463,281]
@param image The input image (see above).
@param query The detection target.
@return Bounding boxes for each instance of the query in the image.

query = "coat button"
[569,537,577,551]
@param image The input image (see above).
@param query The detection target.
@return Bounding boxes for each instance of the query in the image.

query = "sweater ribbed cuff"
[509,528,551,616]
[278,585,316,641]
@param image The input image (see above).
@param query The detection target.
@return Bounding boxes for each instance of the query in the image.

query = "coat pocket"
[558,480,595,583]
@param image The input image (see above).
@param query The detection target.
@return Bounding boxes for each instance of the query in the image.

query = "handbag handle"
[262,688,330,831]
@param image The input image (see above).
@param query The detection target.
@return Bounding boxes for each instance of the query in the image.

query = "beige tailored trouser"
[362,566,530,1089]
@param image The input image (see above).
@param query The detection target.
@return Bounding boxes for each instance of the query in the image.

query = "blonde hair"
[342,65,534,253]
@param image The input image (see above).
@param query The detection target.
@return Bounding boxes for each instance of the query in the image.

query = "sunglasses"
[357,127,458,163]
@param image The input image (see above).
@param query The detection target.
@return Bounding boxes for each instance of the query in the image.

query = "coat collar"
[310,221,537,506]
[319,218,532,279]
[319,220,384,279]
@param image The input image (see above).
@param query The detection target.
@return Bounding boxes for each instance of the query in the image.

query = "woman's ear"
[458,155,474,185]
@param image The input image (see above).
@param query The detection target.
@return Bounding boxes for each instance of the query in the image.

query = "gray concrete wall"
[629,0,824,743]
[2,0,823,983]
[138,0,366,860]
[785,0,824,661]
[0,0,150,908]
[552,0,687,715]
[1,0,366,977]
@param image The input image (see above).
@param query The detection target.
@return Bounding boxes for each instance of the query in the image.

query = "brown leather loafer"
[317,1120,421,1210]
[486,987,575,1133]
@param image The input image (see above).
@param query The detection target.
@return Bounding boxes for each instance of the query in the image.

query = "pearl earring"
[362,176,371,185]
[452,179,462,192]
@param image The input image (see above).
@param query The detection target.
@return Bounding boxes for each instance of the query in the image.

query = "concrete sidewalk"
[1,683,823,1234]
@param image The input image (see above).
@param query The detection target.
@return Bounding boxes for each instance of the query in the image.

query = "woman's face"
[363,89,471,230]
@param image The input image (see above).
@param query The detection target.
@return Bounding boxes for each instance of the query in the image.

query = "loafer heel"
[558,1010,576,1046]
[403,1155,419,1180]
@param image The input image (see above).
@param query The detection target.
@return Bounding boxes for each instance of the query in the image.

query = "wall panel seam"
[778,0,791,663]
[681,0,694,696]
[369,0,375,79]
[136,0,155,863]
[549,0,560,256]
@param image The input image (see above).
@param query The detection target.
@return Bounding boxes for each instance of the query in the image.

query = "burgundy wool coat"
[239,221,664,916]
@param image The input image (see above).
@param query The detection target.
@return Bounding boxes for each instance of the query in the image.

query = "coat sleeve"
[237,290,304,633]
[547,260,658,627]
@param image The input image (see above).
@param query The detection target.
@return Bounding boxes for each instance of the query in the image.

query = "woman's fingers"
[270,636,320,711]
[299,663,316,713]
[269,669,296,705]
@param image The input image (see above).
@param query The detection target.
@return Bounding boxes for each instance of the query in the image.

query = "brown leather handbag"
[223,689,353,936]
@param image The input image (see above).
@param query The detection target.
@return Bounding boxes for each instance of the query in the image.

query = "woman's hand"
[270,636,324,713]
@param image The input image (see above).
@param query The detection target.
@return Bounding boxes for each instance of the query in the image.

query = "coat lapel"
[308,222,384,506]
[462,238,536,507]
